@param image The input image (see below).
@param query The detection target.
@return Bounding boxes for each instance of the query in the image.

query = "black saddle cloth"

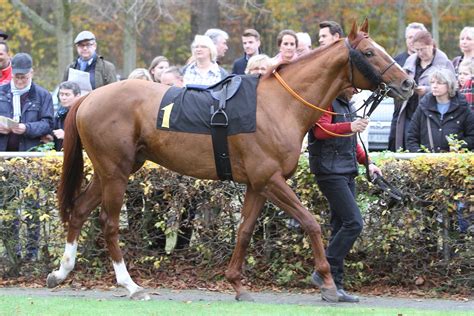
[157,75,258,135]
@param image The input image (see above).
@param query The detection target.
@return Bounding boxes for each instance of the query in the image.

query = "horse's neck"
[279,45,350,135]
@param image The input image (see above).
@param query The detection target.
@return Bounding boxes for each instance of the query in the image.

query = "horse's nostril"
[401,79,415,91]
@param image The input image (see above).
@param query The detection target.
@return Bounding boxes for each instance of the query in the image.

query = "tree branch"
[11,0,55,35]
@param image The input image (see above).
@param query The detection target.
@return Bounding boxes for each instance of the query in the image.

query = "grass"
[0,295,471,316]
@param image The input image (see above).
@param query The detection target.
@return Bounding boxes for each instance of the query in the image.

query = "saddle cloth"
[157,75,258,135]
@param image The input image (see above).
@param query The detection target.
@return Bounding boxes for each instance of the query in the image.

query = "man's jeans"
[316,174,363,288]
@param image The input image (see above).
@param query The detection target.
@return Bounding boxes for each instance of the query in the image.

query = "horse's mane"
[261,38,345,81]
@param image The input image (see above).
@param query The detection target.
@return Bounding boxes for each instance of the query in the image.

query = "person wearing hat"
[0,41,12,85]
[63,30,117,90]
[0,52,53,261]
[0,30,9,41]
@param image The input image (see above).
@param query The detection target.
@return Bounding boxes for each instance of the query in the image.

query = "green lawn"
[0,295,470,316]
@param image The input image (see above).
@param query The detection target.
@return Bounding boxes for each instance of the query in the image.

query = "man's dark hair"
[59,81,81,96]
[277,29,298,47]
[319,21,344,37]
[242,29,260,41]
[0,41,9,53]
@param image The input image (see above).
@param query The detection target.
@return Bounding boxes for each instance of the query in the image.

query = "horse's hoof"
[46,273,60,288]
[321,287,339,303]
[235,292,254,302]
[130,288,151,301]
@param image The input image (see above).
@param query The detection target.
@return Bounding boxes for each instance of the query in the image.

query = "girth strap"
[210,84,233,181]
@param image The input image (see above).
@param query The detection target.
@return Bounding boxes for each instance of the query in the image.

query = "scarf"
[77,53,96,71]
[10,80,32,122]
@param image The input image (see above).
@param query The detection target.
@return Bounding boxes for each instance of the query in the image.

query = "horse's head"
[346,19,414,100]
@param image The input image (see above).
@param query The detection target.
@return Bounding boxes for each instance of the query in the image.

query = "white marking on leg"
[113,260,141,296]
[51,241,78,282]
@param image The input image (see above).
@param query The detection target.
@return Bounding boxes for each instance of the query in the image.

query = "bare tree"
[395,0,406,55]
[422,0,456,46]
[190,0,220,38]
[11,0,73,82]
[82,0,172,77]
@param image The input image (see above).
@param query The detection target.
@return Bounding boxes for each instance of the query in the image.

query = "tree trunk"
[122,7,137,78]
[430,0,440,45]
[54,0,73,82]
[396,0,406,55]
[11,0,73,83]
[190,0,220,40]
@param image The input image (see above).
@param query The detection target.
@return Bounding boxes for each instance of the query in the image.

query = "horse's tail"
[58,95,88,224]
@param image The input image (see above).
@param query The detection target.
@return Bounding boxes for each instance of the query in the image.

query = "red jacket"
[0,64,12,85]
[313,105,368,164]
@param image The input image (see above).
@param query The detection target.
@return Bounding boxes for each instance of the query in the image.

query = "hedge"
[0,153,472,293]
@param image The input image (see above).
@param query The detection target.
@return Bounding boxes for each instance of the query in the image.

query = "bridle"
[272,33,397,183]
[272,33,396,125]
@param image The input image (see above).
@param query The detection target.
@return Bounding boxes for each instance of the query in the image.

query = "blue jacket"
[232,55,248,75]
[0,82,54,151]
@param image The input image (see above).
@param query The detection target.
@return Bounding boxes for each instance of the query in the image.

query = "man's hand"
[351,118,369,133]
[369,163,382,178]
[53,129,65,140]
[11,123,26,135]
[415,85,427,96]
[0,125,11,134]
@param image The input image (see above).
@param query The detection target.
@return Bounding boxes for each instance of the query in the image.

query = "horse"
[47,20,414,302]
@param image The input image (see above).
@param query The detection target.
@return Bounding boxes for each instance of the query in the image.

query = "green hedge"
[0,154,472,293]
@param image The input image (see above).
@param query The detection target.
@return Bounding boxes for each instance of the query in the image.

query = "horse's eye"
[364,51,374,57]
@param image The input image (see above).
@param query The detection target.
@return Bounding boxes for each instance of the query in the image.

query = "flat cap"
[74,31,96,44]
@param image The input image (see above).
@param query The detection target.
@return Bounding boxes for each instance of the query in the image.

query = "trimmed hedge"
[0,153,472,293]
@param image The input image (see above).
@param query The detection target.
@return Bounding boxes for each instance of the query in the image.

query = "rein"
[272,34,396,184]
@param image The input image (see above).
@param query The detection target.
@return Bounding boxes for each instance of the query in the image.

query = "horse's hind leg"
[100,176,150,301]
[47,176,102,288]
[263,173,338,302]
[225,187,266,301]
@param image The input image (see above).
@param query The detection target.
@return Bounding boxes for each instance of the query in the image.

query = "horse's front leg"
[263,173,338,302]
[47,177,102,288]
[101,178,150,301]
[225,187,266,301]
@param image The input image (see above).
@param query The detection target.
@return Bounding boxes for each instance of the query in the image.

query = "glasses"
[76,42,95,49]
[13,73,31,80]
[413,46,431,53]
[192,45,208,49]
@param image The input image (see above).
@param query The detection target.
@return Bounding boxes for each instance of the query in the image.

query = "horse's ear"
[348,21,358,41]
[360,17,369,34]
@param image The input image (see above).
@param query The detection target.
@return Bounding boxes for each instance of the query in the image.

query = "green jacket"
[63,55,117,89]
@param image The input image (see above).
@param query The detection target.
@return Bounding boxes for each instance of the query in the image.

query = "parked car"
[367,97,394,151]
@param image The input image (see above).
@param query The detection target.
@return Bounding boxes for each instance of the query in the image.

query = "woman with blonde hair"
[245,54,271,75]
[128,68,152,81]
[182,35,228,86]
[452,26,474,74]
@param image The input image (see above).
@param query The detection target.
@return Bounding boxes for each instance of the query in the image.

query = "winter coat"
[63,55,117,90]
[0,82,53,151]
[407,92,474,152]
[394,49,455,150]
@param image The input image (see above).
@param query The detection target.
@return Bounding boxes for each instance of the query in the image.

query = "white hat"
[74,31,96,44]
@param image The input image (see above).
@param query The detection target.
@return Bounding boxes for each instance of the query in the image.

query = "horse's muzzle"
[388,78,415,100]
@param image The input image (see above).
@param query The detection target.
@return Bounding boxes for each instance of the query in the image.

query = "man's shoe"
[337,289,359,303]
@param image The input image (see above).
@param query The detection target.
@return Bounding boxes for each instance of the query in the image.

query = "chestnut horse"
[47,20,413,302]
